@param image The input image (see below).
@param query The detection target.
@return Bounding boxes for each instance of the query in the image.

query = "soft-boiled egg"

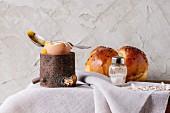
[44,41,71,55]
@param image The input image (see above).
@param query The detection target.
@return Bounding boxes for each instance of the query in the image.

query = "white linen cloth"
[0,70,169,113]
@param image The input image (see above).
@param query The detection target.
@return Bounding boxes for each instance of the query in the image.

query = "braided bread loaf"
[117,46,148,82]
[85,46,148,82]
[85,46,118,76]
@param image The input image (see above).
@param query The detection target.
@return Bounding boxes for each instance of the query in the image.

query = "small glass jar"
[109,56,127,86]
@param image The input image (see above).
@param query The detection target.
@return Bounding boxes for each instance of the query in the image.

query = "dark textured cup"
[40,52,77,87]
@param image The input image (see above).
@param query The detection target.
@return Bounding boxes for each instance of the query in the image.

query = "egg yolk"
[41,48,47,54]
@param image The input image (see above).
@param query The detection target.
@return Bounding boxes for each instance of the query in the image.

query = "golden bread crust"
[85,46,118,76]
[117,46,148,82]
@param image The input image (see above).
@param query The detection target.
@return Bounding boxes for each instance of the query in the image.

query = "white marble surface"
[0,0,170,103]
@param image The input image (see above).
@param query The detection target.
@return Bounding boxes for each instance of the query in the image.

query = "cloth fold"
[77,71,155,113]
[0,70,169,113]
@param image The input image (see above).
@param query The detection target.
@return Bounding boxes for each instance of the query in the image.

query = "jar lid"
[112,56,125,65]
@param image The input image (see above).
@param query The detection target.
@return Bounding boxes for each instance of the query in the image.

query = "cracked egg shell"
[44,42,71,55]
[117,46,148,82]
[65,43,72,54]
[85,46,118,76]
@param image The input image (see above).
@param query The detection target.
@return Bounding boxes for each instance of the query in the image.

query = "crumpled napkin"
[0,70,169,113]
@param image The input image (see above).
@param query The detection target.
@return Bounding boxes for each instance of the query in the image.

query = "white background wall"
[0,0,170,103]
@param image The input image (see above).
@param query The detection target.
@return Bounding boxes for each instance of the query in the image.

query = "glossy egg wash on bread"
[117,46,148,82]
[85,46,148,82]
[85,46,118,76]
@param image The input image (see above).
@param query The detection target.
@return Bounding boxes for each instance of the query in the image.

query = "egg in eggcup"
[40,41,77,88]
